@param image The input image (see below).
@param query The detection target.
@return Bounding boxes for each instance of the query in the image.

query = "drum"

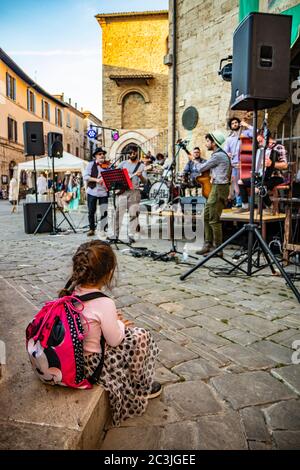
[148,181,183,203]
[149,181,170,203]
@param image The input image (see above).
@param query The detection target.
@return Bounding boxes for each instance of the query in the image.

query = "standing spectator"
[37,172,48,196]
[9,175,18,213]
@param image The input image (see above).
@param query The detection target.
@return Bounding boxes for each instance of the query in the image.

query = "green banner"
[281,4,300,46]
[239,1,300,46]
[239,0,260,22]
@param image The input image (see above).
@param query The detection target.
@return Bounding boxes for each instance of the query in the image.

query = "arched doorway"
[121,142,142,160]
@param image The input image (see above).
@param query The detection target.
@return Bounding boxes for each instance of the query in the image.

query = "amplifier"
[23,202,53,234]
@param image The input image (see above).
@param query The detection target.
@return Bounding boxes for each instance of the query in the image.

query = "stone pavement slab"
[101,425,163,451]
[181,326,231,348]
[157,339,198,369]
[160,411,247,450]
[272,431,300,450]
[229,314,284,337]
[271,365,300,394]
[211,371,297,409]
[264,400,300,431]
[220,329,260,346]
[249,340,293,365]
[163,381,223,419]
[172,359,221,381]
[240,407,271,443]
[218,344,277,370]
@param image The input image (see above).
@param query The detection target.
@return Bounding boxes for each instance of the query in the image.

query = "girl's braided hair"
[59,240,117,297]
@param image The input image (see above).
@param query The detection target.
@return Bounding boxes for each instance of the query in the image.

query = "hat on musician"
[93,147,107,157]
[210,131,225,149]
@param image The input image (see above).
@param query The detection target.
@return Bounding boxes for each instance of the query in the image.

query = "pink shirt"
[74,287,125,354]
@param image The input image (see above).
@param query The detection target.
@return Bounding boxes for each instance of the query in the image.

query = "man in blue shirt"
[183,147,205,187]
[83,147,109,237]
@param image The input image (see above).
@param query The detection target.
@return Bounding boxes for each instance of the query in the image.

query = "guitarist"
[113,145,147,243]
[195,132,231,257]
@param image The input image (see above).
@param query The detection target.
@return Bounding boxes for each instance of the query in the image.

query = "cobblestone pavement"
[0,200,300,450]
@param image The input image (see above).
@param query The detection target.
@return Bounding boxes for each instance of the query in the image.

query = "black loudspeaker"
[231,12,292,110]
[48,132,63,158]
[23,122,45,156]
[23,202,53,234]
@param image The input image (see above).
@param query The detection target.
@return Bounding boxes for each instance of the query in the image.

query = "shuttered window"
[8,117,18,142]
[6,73,16,100]
[27,89,36,113]
[55,107,63,127]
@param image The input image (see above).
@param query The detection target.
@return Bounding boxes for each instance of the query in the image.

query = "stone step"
[0,278,110,450]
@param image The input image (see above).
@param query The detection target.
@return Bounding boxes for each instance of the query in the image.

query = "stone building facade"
[0,48,66,192]
[53,94,86,160]
[95,11,169,159]
[168,0,300,164]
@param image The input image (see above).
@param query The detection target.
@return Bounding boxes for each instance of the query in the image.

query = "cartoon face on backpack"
[27,318,65,385]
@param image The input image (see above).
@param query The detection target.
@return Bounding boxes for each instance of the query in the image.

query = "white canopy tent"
[16,152,88,200]
[17,152,88,205]
[17,151,88,176]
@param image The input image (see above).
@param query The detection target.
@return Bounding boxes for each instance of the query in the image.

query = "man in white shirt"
[37,173,48,195]
[112,146,147,243]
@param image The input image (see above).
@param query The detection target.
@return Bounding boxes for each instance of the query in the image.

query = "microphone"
[176,139,191,155]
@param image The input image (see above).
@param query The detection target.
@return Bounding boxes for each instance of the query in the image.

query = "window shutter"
[55,107,58,125]
[48,103,51,121]
[7,117,11,140]
[6,73,10,97]
[60,110,63,127]
[13,78,16,101]
[14,120,18,142]
[27,89,30,110]
[41,99,44,118]
[33,94,36,113]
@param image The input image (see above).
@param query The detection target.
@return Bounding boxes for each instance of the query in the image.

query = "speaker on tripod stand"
[181,12,300,303]
[33,132,77,235]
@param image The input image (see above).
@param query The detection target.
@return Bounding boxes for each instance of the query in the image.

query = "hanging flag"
[239,1,300,46]
[281,4,300,46]
[239,0,260,22]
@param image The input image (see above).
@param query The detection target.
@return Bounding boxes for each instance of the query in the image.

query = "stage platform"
[221,209,286,239]
[143,207,286,240]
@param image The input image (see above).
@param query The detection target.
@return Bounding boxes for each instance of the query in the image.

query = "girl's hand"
[122,319,135,328]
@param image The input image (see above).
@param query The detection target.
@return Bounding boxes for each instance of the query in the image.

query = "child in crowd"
[59,240,160,426]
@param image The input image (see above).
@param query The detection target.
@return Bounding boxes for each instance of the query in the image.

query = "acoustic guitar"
[194,171,212,199]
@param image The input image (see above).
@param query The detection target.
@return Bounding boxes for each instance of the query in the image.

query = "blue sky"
[1,0,168,118]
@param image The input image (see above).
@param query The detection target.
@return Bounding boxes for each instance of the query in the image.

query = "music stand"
[101,168,134,249]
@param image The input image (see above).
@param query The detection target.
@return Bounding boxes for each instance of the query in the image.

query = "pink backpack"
[26,292,106,389]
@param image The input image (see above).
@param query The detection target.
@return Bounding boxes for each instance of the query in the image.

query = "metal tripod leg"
[56,206,77,233]
[254,227,300,303]
[180,225,247,280]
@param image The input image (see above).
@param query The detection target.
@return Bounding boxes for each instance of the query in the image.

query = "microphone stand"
[153,142,198,262]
